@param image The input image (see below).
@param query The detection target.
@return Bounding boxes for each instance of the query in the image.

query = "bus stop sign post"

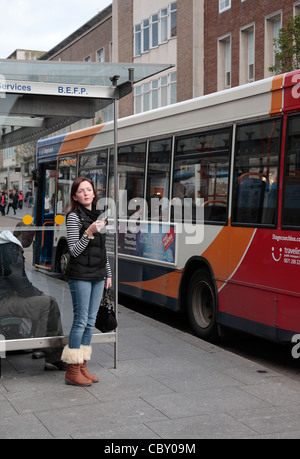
[111,74,120,370]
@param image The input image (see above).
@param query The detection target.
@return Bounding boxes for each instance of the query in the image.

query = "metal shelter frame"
[0,59,172,370]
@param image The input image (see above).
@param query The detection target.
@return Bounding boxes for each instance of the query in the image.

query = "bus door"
[34,160,57,270]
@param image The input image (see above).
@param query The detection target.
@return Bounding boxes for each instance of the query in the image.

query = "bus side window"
[235,174,267,224]
[146,138,172,220]
[282,177,300,227]
[118,142,146,218]
[172,128,231,224]
[232,119,281,227]
[281,115,300,229]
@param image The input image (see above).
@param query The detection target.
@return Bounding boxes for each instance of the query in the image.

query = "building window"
[265,12,282,77]
[240,25,255,84]
[170,2,177,38]
[160,76,168,107]
[85,55,91,62]
[143,19,150,52]
[160,8,168,43]
[225,41,231,87]
[151,14,159,47]
[143,83,151,111]
[152,80,159,109]
[134,24,142,56]
[294,2,300,17]
[97,48,104,63]
[102,103,114,123]
[134,2,177,57]
[134,72,177,114]
[248,30,254,80]
[135,86,142,113]
[218,35,231,90]
[219,0,231,13]
[4,147,15,159]
[170,72,177,104]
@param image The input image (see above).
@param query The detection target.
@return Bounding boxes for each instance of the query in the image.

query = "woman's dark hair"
[68,177,98,214]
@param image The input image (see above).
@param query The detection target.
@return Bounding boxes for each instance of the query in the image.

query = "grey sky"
[0,0,111,59]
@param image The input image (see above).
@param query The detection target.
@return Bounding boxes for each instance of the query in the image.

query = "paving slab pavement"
[1,283,300,439]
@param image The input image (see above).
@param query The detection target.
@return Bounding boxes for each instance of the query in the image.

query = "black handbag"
[95,288,118,332]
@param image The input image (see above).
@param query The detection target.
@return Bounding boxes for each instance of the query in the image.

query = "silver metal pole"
[111,76,119,370]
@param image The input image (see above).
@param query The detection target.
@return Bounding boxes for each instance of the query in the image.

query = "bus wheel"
[187,269,218,342]
[58,246,69,281]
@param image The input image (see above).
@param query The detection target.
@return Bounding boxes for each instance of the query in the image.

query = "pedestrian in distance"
[12,190,18,215]
[61,177,112,387]
[44,193,50,214]
[0,190,6,216]
[0,223,66,371]
[18,190,24,209]
[6,190,14,215]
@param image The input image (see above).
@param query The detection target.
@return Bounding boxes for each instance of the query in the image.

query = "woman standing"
[62,177,112,386]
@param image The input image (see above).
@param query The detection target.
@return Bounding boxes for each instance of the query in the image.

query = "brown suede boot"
[81,361,99,383]
[80,345,99,383]
[65,364,92,386]
[61,345,92,387]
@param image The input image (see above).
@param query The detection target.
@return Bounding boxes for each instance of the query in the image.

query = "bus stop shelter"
[0,59,172,370]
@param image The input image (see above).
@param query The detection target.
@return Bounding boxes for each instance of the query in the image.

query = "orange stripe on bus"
[270,74,284,115]
[122,270,182,299]
[58,124,105,155]
[202,224,255,291]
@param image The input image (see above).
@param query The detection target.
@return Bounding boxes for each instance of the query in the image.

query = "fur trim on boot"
[80,345,92,361]
[61,345,84,365]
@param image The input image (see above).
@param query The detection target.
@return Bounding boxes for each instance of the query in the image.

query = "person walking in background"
[18,190,24,209]
[6,190,14,215]
[12,190,18,215]
[44,194,50,214]
[0,190,6,216]
[25,189,32,207]
[62,177,112,387]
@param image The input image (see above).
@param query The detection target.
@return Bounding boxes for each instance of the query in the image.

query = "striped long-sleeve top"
[66,211,112,278]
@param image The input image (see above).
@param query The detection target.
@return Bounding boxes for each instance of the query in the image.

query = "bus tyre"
[59,247,70,281]
[187,269,218,342]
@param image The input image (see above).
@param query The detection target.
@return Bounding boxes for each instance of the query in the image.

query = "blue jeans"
[68,279,105,349]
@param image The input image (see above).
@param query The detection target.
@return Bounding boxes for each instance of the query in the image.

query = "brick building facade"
[40,0,300,119]
[204,0,300,95]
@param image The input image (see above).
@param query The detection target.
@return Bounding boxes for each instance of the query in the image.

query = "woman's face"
[74,181,95,209]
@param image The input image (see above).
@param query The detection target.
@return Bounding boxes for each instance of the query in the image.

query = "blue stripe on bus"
[119,282,178,311]
[118,258,177,282]
[36,134,67,160]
